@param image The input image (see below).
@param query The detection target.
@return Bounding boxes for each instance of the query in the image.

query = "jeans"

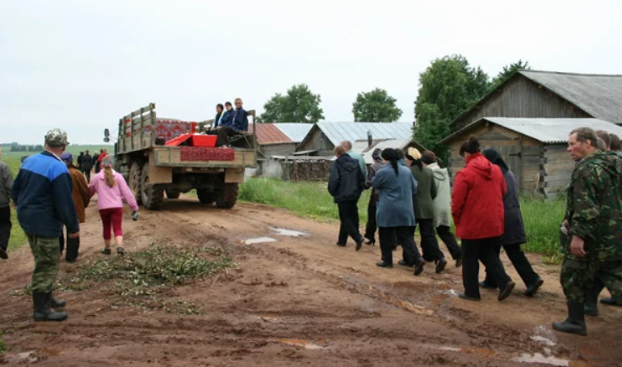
[462,237,512,298]
[337,200,362,245]
[379,226,422,265]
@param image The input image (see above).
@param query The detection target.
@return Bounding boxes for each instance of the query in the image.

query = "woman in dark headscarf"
[481,149,543,296]
[363,148,384,245]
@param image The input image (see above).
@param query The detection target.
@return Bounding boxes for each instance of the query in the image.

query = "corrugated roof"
[438,117,622,145]
[250,124,292,145]
[360,138,413,165]
[273,123,313,143]
[316,122,413,146]
[519,71,622,124]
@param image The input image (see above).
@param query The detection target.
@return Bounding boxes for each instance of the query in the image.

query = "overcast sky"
[1,0,621,144]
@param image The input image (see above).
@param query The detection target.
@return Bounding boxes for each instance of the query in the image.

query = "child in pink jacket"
[89,156,139,255]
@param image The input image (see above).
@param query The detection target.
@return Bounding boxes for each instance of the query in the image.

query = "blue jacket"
[12,151,80,237]
[372,164,418,228]
[232,108,249,132]
[218,110,233,128]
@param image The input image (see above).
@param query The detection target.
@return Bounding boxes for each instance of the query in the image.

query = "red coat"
[451,153,507,240]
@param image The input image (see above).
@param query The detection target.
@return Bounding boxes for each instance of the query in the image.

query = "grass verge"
[240,178,565,257]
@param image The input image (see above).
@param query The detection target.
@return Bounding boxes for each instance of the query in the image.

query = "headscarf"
[406,147,423,170]
[482,149,509,174]
[60,153,73,165]
[372,148,382,162]
[101,155,115,168]
[381,148,400,176]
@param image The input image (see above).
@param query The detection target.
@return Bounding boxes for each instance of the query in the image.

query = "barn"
[452,70,622,130]
[438,117,622,198]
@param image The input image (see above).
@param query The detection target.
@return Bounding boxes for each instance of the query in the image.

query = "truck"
[105,103,257,210]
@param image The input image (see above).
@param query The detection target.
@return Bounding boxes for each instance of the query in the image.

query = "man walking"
[12,129,80,322]
[0,146,14,260]
[81,149,93,182]
[341,140,367,177]
[328,145,366,250]
[554,127,622,336]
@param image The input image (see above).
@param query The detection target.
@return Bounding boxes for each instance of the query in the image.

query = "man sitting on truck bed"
[215,98,248,147]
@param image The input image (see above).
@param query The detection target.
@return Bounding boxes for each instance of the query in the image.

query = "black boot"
[584,279,604,316]
[51,294,66,309]
[553,302,587,336]
[33,292,68,322]
[601,297,622,306]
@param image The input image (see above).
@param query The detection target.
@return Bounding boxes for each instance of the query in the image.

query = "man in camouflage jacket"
[554,127,622,336]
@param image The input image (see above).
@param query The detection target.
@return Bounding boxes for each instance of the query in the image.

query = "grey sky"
[1,0,621,144]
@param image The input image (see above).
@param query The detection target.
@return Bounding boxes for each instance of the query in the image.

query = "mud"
[1,197,621,366]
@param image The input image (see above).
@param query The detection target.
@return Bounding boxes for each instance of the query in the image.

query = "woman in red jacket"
[452,136,515,302]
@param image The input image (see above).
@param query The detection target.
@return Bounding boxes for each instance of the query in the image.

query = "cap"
[45,128,69,147]
[407,147,421,160]
[60,153,73,164]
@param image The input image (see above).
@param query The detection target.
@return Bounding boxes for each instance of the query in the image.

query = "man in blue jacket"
[12,128,80,322]
[215,98,249,147]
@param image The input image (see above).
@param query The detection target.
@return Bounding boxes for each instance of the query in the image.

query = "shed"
[296,122,415,156]
[437,117,622,198]
[452,71,622,130]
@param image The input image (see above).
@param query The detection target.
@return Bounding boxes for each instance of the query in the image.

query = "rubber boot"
[51,294,66,309]
[584,278,604,316]
[553,302,587,336]
[33,292,68,322]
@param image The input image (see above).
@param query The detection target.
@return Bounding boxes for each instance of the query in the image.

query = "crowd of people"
[206,98,249,147]
[328,127,622,336]
[0,129,139,322]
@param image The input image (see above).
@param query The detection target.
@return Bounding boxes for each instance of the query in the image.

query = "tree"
[258,84,324,123]
[413,55,491,162]
[491,59,531,88]
[352,88,402,122]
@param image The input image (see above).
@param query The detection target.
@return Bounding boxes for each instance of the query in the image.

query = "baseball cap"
[45,128,70,147]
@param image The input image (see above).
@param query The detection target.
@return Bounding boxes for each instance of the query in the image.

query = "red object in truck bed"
[180,147,235,161]
[164,133,193,147]
[190,135,217,147]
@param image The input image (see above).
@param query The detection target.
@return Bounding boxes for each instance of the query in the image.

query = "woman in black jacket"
[481,149,544,296]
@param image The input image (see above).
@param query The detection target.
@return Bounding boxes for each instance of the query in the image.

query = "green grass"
[240,178,565,256]
[1,145,112,252]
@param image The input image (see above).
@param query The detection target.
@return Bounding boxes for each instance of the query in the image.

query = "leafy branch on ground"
[12,244,233,315]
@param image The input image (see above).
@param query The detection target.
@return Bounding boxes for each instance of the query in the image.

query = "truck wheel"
[216,183,239,209]
[129,162,143,205]
[166,189,181,199]
[141,163,164,210]
[196,189,216,205]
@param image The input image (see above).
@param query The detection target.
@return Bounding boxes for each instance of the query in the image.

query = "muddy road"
[1,197,621,367]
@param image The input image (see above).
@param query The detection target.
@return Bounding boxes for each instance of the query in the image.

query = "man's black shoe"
[414,258,425,276]
[458,293,481,301]
[376,262,393,269]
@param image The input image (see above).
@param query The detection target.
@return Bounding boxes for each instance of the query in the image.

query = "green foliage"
[413,55,491,161]
[258,84,324,123]
[0,330,6,355]
[240,178,565,256]
[491,59,531,88]
[352,88,402,122]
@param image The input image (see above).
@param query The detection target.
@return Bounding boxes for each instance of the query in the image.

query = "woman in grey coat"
[481,149,544,296]
[372,149,426,275]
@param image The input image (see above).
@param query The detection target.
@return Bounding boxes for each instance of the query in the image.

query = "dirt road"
[1,197,621,366]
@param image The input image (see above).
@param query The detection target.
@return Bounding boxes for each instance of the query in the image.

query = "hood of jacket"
[336,154,359,172]
[465,153,493,181]
[585,151,622,177]
[428,163,449,181]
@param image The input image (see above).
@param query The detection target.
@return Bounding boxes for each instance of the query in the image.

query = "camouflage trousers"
[27,233,60,293]
[560,256,622,303]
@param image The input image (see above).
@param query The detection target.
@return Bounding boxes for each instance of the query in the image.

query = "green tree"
[492,59,531,88]
[258,84,324,123]
[352,88,402,122]
[413,55,491,162]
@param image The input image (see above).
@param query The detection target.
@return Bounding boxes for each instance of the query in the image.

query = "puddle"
[5,351,39,364]
[514,353,569,366]
[242,237,277,245]
[277,339,326,350]
[394,299,434,316]
[530,335,556,347]
[269,227,308,237]
[256,315,281,322]
[441,289,459,297]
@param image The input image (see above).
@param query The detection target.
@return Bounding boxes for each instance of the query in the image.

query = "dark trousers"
[212,127,234,147]
[380,226,422,265]
[436,225,462,260]
[364,193,377,242]
[59,228,80,262]
[82,169,91,182]
[337,200,362,245]
[416,219,445,262]
[484,243,540,288]
[462,237,512,298]
[0,206,11,251]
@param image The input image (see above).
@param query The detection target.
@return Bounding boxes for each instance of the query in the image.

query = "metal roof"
[438,117,622,145]
[273,123,313,143]
[359,138,413,165]
[519,71,622,124]
[250,124,292,145]
[315,122,413,146]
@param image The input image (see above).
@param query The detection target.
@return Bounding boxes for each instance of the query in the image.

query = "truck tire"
[216,183,239,209]
[141,162,164,210]
[166,189,180,199]
[129,162,143,205]
[196,189,216,205]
